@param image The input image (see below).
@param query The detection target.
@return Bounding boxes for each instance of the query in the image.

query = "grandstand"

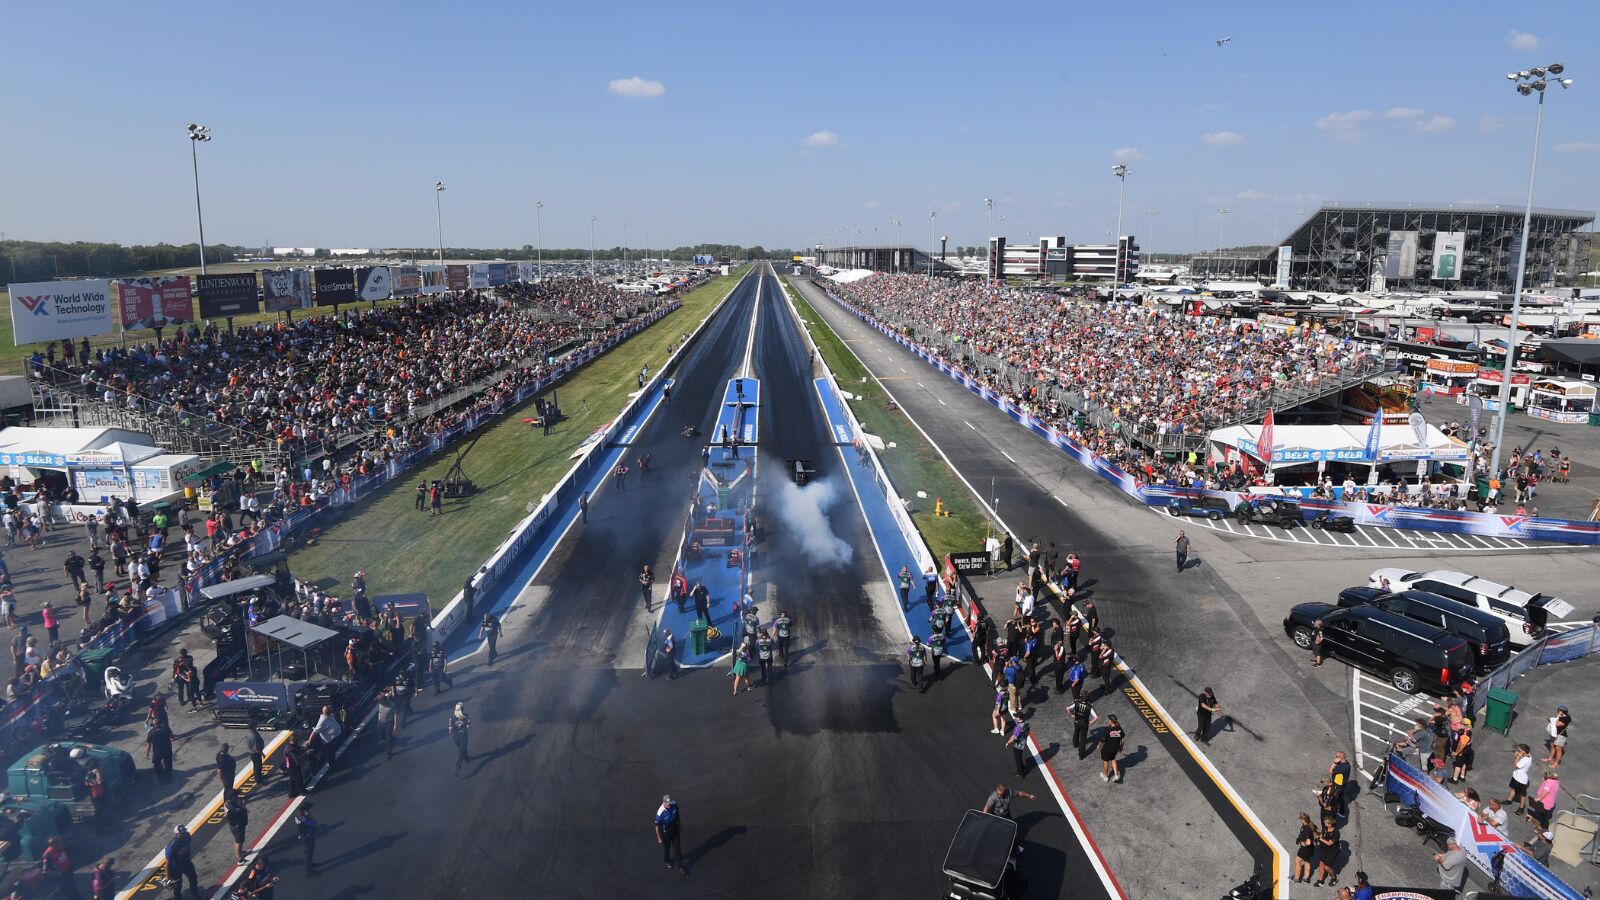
[1190,202,1595,292]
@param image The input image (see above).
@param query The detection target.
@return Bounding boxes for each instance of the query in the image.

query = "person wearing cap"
[449,702,471,776]
[1522,829,1554,866]
[654,795,683,873]
[164,824,200,899]
[1195,687,1221,744]
[1352,870,1375,900]
[906,636,929,692]
[479,613,501,666]
[1433,838,1468,892]
[1005,711,1033,777]
[1543,704,1570,768]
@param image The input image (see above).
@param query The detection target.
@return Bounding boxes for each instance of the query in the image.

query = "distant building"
[271,247,318,257]
[988,236,1139,282]
[330,248,371,256]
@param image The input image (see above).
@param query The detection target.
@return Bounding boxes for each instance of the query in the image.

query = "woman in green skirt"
[731,641,752,695]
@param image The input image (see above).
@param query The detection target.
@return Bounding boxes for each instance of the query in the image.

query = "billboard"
[694,254,715,265]
[1273,246,1292,289]
[356,266,391,301]
[517,261,533,283]
[1383,231,1418,279]
[1431,231,1465,281]
[486,263,512,286]
[420,265,448,295]
[446,264,469,291]
[313,268,358,307]
[8,280,115,345]
[469,263,490,289]
[195,272,260,318]
[116,276,194,330]
[260,268,312,312]
[391,265,422,297]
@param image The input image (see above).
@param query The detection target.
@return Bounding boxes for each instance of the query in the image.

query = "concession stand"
[0,426,199,506]
[1208,422,1471,490]
[1466,368,1532,412]
[1526,378,1597,424]
[1421,359,1477,398]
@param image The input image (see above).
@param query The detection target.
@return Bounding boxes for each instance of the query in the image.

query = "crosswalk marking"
[1152,506,1578,553]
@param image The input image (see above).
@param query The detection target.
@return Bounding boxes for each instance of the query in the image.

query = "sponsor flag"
[1364,406,1383,461]
[8,280,115,345]
[1257,408,1275,463]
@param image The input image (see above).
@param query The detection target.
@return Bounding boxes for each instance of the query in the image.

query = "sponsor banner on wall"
[260,269,312,311]
[116,275,194,330]
[420,265,448,294]
[1431,231,1465,281]
[391,265,422,297]
[313,267,358,306]
[486,263,512,287]
[517,261,533,282]
[1384,231,1419,279]
[195,272,260,318]
[356,266,391,301]
[1273,246,1292,289]
[7,280,115,345]
[469,263,490,289]
[445,264,470,291]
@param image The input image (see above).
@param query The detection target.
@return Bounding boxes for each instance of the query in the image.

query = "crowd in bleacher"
[832,274,1384,483]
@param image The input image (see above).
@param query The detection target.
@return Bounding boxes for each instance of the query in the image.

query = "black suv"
[1283,602,1473,693]
[1237,497,1304,528]
[1336,587,1512,673]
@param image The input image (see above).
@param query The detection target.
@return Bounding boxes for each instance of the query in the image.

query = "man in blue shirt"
[655,795,683,874]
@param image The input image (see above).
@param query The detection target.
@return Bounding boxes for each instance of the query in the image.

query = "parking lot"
[1152,505,1581,552]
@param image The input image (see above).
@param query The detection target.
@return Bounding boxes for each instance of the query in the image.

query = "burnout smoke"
[770,476,854,568]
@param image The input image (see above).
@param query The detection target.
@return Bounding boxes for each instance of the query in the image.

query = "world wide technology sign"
[8,280,115,345]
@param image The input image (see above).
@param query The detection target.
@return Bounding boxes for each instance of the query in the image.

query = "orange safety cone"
[935,497,945,517]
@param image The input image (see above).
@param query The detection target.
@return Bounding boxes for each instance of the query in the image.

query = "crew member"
[774,610,793,665]
[1070,695,1099,758]
[1196,687,1222,744]
[907,637,928,692]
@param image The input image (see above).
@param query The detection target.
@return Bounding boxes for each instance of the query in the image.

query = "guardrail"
[1465,624,1600,720]
[818,287,1600,547]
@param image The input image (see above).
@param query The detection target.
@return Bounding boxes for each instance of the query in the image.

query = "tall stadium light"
[1112,165,1129,285]
[1145,209,1160,260]
[186,124,212,274]
[623,218,630,278]
[1216,207,1230,266]
[589,214,597,283]
[643,224,650,271]
[535,201,544,282]
[891,218,903,272]
[928,210,937,282]
[1492,63,1573,477]
[985,198,996,286]
[433,181,446,264]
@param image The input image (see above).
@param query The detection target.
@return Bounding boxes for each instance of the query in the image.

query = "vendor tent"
[1209,422,1469,467]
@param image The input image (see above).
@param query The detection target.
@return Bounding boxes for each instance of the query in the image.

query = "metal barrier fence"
[1467,624,1600,719]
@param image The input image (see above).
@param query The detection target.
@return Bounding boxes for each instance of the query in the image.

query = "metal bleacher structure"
[863,304,1388,454]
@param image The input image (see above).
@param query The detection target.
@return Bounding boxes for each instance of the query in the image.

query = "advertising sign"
[356,266,391,301]
[469,263,490,289]
[214,681,291,713]
[1273,246,1292,289]
[948,551,990,576]
[391,265,422,297]
[116,275,194,330]
[7,280,115,345]
[420,265,448,295]
[196,273,260,318]
[486,263,512,287]
[694,254,715,265]
[517,261,533,283]
[312,267,358,307]
[1384,231,1419,279]
[260,269,312,312]
[1431,231,1465,281]
[445,264,470,291]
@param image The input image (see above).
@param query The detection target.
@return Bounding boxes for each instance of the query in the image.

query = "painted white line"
[1350,667,1367,765]
[1371,527,1401,549]
[1054,494,1070,508]
[1001,450,1016,463]
[937,397,947,406]
[964,420,977,431]
[741,273,762,379]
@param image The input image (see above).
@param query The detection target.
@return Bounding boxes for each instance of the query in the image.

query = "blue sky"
[4,1,1597,253]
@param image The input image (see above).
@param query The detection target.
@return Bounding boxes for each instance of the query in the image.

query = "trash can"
[1483,688,1519,735]
[689,618,709,656]
[77,647,116,690]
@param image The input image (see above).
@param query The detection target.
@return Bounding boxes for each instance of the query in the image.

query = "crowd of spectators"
[829,274,1384,484]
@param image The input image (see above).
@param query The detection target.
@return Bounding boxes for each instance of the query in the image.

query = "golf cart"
[943,810,1021,899]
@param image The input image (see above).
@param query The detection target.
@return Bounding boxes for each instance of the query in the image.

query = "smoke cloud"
[769,476,854,568]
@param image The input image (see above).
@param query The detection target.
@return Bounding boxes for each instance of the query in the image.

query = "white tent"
[1209,422,1469,470]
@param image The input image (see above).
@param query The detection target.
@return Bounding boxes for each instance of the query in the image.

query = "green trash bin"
[1484,688,1519,735]
[77,647,116,689]
[689,618,709,656]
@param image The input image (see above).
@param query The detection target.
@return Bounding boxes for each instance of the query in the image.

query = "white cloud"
[1316,109,1373,142]
[862,200,880,209]
[1236,190,1321,203]
[1111,147,1146,162]
[1384,107,1426,120]
[1201,131,1245,146]
[1556,141,1600,153]
[942,201,963,214]
[606,76,665,98]
[1415,114,1457,133]
[802,130,840,148]
[1506,29,1543,51]
[1051,199,1069,208]
[1001,196,1016,205]
[957,125,973,134]
[1477,115,1507,132]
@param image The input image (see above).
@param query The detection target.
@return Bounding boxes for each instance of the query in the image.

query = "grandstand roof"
[1276,201,1595,251]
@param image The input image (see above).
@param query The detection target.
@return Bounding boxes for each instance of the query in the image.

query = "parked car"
[1282,602,1474,693]
[1310,509,1356,532]
[1237,497,1304,528]
[0,796,74,861]
[1166,496,1232,520]
[1368,569,1582,648]
[1336,587,1512,672]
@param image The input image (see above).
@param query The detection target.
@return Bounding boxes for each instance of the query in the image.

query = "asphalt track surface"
[259,266,1115,899]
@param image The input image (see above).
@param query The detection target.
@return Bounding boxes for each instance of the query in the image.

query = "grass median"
[781,277,990,560]
[284,266,749,608]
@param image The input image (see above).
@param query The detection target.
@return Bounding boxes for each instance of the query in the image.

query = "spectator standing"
[41,834,77,899]
[1101,714,1125,782]
[1433,839,1468,893]
[655,796,683,874]
[1195,687,1222,743]
[1314,816,1341,887]
[1174,531,1190,573]
[146,718,175,784]
[1506,744,1533,814]
[164,826,200,900]
[225,793,249,864]
[449,703,471,776]
[1528,771,1559,832]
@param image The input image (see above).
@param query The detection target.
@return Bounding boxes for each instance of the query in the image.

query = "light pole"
[1215,208,1230,275]
[644,225,650,271]
[433,181,446,264]
[623,218,630,278]
[186,124,212,274]
[1145,209,1160,260]
[1111,165,1129,284]
[985,198,995,286]
[535,201,544,281]
[1492,63,1573,476]
[589,214,597,283]
[927,211,937,282]
[891,219,902,272]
